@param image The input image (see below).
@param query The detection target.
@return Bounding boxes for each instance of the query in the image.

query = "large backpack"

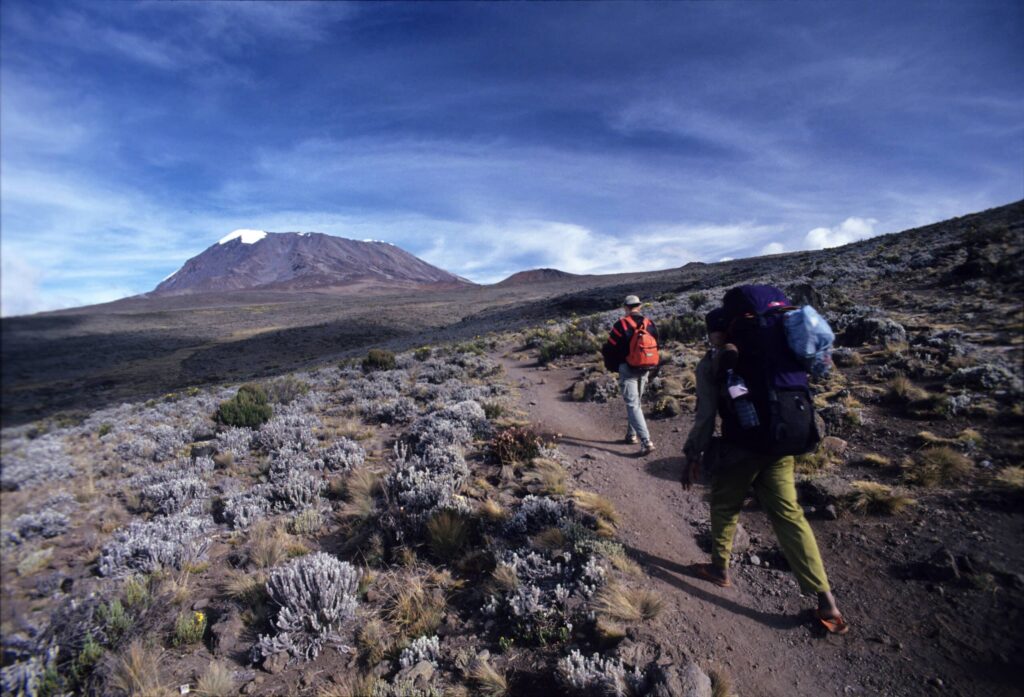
[720,285,820,456]
[623,315,659,369]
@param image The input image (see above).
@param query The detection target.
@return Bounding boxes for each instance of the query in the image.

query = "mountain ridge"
[153,231,471,296]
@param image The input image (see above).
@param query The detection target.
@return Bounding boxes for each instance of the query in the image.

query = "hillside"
[495,268,580,286]
[0,201,1021,696]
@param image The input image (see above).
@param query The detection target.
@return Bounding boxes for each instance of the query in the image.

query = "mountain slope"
[495,268,580,286]
[153,231,470,295]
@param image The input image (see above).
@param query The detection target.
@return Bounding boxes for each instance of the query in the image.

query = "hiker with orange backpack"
[601,295,660,456]
[681,286,849,634]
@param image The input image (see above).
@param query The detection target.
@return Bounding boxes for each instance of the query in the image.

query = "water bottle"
[726,370,760,429]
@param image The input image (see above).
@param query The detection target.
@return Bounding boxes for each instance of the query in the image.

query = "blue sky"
[1,1,1021,315]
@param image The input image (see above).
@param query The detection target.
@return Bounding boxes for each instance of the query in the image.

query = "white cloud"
[804,217,879,249]
[1,254,45,317]
[761,241,785,255]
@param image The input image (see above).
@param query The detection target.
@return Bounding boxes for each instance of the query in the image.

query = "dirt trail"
[499,353,884,697]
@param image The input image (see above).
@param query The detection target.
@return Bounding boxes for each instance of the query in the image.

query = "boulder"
[649,661,712,697]
[841,315,907,347]
[210,608,246,658]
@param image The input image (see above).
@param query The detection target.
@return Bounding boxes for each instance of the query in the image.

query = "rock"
[797,475,853,506]
[211,609,246,657]
[261,651,289,674]
[192,598,209,611]
[840,314,907,347]
[570,381,587,401]
[649,661,712,697]
[949,364,1023,394]
[732,523,750,555]
[824,504,838,521]
[819,437,848,458]
[615,639,658,667]
[396,660,435,689]
[748,554,761,566]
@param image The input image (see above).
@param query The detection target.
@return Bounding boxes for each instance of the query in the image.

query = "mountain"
[495,268,580,286]
[152,230,471,296]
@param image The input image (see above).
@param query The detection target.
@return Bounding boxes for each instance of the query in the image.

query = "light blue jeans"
[618,363,651,445]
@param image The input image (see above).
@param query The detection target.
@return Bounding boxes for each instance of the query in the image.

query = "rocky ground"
[1,200,1022,696]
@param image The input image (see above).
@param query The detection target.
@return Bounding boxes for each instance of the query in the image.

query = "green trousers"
[710,452,831,594]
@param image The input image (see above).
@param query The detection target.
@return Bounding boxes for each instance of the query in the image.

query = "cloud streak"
[1,1,1021,315]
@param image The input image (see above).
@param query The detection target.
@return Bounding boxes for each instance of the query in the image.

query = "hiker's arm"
[683,353,718,460]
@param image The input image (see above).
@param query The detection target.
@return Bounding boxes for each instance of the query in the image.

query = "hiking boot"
[623,433,639,445]
[640,442,656,456]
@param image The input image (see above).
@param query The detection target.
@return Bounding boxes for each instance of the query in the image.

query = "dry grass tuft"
[904,447,973,487]
[887,374,928,403]
[573,490,620,527]
[995,466,1024,491]
[856,453,892,467]
[846,481,916,515]
[107,640,171,697]
[248,521,289,568]
[491,563,519,592]
[595,584,663,623]
[380,570,447,638]
[222,569,267,607]
[317,674,379,697]
[469,655,508,697]
[426,510,470,561]
[195,661,234,697]
[522,457,567,495]
[595,617,628,643]
[531,526,567,552]
[356,617,392,665]
[916,430,957,446]
[340,468,381,520]
[478,498,507,522]
[709,665,738,697]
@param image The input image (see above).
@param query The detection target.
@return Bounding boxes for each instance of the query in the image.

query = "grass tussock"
[426,509,470,561]
[573,490,620,527]
[195,661,234,697]
[855,453,892,468]
[886,374,929,403]
[709,665,738,697]
[491,563,519,593]
[595,584,663,623]
[477,498,507,522]
[380,570,448,638]
[531,526,568,553]
[318,674,378,697]
[469,655,508,697]
[340,468,381,520]
[846,481,916,515]
[903,447,973,487]
[107,640,171,697]
[595,616,628,644]
[248,521,291,569]
[916,430,957,446]
[222,569,267,607]
[995,466,1024,491]
[522,457,567,495]
[356,617,393,665]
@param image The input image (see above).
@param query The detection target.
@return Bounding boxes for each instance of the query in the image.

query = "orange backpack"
[623,316,659,369]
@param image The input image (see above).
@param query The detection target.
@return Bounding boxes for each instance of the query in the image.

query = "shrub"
[538,328,601,365]
[255,552,361,662]
[398,635,440,669]
[657,314,706,344]
[98,599,134,642]
[140,475,209,516]
[557,650,647,696]
[489,427,543,466]
[414,347,432,362]
[172,610,207,646]
[215,385,273,428]
[289,508,325,535]
[216,427,253,461]
[688,292,708,310]
[265,376,311,405]
[0,434,75,491]
[363,349,397,372]
[98,513,211,577]
[7,510,70,543]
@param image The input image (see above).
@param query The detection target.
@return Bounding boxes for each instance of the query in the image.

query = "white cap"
[624,295,641,307]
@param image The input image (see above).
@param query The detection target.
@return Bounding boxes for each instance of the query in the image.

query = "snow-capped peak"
[219,229,267,245]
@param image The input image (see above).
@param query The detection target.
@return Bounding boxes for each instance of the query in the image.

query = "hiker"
[681,289,849,634]
[601,294,659,456]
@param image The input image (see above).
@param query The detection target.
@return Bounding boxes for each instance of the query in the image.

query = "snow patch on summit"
[219,229,267,245]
